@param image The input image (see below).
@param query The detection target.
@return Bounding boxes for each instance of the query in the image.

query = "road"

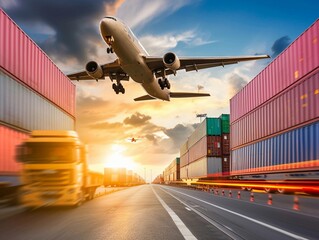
[0,184,318,240]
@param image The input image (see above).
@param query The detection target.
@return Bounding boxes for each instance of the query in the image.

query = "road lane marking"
[185,207,192,211]
[151,186,197,240]
[163,187,308,240]
[162,188,241,240]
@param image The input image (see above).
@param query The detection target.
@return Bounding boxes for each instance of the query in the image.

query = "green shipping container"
[206,118,221,136]
[219,114,230,134]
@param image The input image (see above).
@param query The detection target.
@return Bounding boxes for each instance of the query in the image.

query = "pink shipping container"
[0,125,28,174]
[231,68,319,149]
[0,9,75,117]
[230,19,319,124]
[180,152,189,167]
[188,136,222,164]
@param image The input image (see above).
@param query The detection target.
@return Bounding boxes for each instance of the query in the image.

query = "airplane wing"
[144,55,270,77]
[67,59,129,81]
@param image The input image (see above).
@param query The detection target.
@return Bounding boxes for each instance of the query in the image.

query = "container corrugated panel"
[207,157,222,177]
[207,136,222,157]
[0,125,28,173]
[187,157,208,179]
[231,69,319,149]
[180,166,188,179]
[189,136,207,163]
[220,114,230,133]
[222,156,230,175]
[221,134,230,155]
[180,140,188,156]
[230,19,319,123]
[0,9,75,117]
[0,70,75,130]
[231,121,319,175]
[188,118,221,148]
[180,152,189,167]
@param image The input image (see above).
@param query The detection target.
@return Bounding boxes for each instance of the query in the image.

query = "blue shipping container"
[231,121,319,175]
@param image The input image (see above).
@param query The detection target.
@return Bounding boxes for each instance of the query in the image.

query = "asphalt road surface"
[0,184,318,240]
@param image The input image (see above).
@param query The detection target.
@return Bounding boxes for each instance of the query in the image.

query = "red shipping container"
[0,125,28,173]
[230,19,319,124]
[0,9,75,117]
[221,134,230,155]
[231,69,319,149]
[222,156,230,175]
[207,136,222,157]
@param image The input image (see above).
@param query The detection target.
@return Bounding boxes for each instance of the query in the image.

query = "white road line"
[151,186,197,240]
[164,187,308,240]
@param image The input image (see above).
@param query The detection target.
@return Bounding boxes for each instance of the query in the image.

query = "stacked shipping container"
[163,158,180,182]
[230,19,319,176]
[0,9,75,188]
[180,115,230,179]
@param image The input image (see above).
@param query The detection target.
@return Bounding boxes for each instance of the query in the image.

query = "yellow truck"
[16,130,103,207]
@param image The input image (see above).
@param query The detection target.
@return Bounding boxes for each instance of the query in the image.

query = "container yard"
[104,168,144,187]
[157,19,319,194]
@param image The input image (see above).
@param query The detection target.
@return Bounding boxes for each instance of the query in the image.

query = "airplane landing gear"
[158,78,171,90]
[112,83,125,94]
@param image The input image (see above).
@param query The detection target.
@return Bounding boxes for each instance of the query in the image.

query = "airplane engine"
[85,61,104,79]
[163,52,180,70]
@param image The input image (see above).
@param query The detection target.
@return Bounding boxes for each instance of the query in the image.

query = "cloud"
[227,73,248,96]
[1,0,122,66]
[123,112,151,126]
[271,36,291,58]
[116,0,192,29]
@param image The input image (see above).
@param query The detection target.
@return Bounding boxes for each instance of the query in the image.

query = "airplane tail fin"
[170,92,210,98]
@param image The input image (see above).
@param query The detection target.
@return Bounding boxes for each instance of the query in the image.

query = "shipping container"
[180,166,188,179]
[180,140,188,156]
[0,9,76,117]
[0,125,28,186]
[188,118,221,148]
[0,70,75,130]
[207,157,222,177]
[220,114,230,133]
[230,19,319,123]
[180,152,189,167]
[221,134,230,155]
[188,136,222,163]
[163,157,180,181]
[231,69,319,149]
[231,121,319,175]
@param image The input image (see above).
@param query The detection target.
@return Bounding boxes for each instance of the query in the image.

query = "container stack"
[0,9,75,189]
[180,115,230,179]
[163,158,180,182]
[230,19,319,176]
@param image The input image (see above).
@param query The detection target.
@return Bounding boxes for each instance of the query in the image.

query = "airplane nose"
[100,19,109,34]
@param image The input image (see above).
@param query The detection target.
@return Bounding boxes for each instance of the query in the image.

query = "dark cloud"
[1,0,116,64]
[124,112,152,126]
[271,36,291,58]
[228,73,247,96]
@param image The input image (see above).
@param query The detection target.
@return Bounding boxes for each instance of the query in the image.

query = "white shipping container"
[187,157,207,179]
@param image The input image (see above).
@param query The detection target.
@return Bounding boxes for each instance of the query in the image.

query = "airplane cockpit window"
[104,16,117,21]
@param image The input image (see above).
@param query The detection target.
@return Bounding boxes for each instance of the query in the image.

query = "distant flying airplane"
[126,137,141,143]
[67,16,270,101]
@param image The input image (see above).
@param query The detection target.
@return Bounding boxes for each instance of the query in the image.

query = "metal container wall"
[180,140,188,156]
[230,19,319,123]
[189,136,207,163]
[180,152,189,167]
[231,121,319,175]
[187,157,208,179]
[0,125,28,173]
[188,118,221,148]
[207,136,222,157]
[207,157,222,177]
[220,114,230,133]
[0,9,75,116]
[180,166,188,179]
[222,156,230,175]
[231,69,319,149]
[0,71,75,130]
[221,134,230,155]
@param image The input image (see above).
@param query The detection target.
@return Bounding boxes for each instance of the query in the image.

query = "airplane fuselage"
[100,17,170,101]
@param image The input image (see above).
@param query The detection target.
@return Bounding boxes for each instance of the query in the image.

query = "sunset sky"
[1,0,319,182]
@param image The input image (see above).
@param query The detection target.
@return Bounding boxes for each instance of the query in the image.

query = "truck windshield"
[18,142,78,163]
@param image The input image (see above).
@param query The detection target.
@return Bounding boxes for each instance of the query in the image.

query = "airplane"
[67,16,270,101]
[126,137,142,143]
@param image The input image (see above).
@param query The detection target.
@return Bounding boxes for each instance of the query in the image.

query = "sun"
[104,144,138,170]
